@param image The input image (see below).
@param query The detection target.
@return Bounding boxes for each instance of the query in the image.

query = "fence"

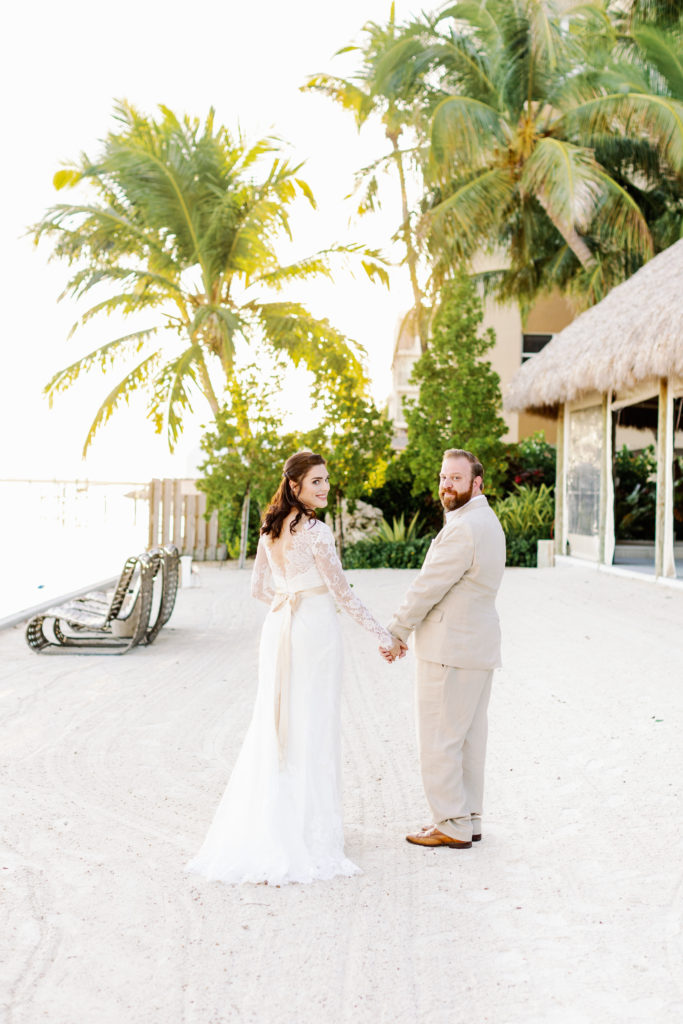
[147,479,220,560]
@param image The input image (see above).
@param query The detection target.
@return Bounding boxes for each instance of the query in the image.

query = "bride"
[186,450,395,885]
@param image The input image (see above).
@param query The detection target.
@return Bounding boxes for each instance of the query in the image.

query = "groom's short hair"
[443,448,484,482]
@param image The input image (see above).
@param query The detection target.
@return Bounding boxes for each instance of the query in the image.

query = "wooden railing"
[147,479,220,560]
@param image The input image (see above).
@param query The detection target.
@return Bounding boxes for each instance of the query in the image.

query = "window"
[522,333,553,362]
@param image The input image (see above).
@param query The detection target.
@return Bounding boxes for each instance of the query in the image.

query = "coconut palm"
[382,0,683,309]
[31,102,388,452]
[303,3,431,349]
[587,14,683,254]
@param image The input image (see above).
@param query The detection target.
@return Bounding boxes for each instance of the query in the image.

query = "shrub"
[494,483,555,567]
[363,453,443,535]
[613,444,656,540]
[343,536,433,569]
[501,432,556,494]
[375,511,422,542]
[504,536,539,568]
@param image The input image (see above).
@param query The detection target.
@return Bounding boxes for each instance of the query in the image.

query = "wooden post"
[207,510,219,561]
[655,377,676,577]
[148,478,161,548]
[172,480,183,549]
[195,493,207,561]
[184,494,196,558]
[600,392,615,566]
[554,404,565,556]
[162,478,173,547]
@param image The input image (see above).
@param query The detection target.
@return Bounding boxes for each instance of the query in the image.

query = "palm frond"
[63,266,183,303]
[44,329,159,401]
[149,345,203,448]
[426,168,516,260]
[591,169,655,260]
[33,202,174,269]
[82,351,161,454]
[633,24,683,99]
[70,291,166,334]
[302,74,374,127]
[254,301,368,390]
[567,92,683,173]
[430,95,504,169]
[521,137,603,234]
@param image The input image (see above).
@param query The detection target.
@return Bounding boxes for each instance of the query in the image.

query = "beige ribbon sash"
[271,585,328,763]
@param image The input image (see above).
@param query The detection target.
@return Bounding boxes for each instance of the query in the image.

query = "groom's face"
[439,457,480,512]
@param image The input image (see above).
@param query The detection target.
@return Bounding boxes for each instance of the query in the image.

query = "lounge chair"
[25,545,180,654]
[145,545,180,644]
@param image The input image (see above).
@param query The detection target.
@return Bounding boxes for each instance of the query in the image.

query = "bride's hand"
[380,637,404,663]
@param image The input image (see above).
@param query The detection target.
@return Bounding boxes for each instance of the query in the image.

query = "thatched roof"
[505,239,683,412]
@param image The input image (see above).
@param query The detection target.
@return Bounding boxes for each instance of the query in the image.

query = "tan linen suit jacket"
[387,496,506,670]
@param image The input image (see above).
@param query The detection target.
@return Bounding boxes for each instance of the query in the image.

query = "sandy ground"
[2,561,683,1024]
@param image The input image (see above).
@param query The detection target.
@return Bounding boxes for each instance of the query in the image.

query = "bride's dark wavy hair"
[261,450,327,540]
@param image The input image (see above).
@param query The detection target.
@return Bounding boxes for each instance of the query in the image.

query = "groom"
[381,448,506,849]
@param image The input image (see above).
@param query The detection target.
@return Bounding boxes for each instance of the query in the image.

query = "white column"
[655,378,676,578]
[554,404,565,556]
[561,403,570,556]
[602,392,615,566]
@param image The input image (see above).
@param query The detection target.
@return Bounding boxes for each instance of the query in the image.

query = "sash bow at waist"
[271,585,329,763]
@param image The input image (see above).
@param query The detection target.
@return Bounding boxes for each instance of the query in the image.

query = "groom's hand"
[379,637,407,663]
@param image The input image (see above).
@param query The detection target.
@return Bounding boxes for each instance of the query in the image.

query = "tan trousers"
[416,660,493,842]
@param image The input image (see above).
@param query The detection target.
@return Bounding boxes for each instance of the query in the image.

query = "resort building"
[505,239,683,579]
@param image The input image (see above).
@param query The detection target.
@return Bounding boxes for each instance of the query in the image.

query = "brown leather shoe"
[406,826,472,849]
[421,825,482,842]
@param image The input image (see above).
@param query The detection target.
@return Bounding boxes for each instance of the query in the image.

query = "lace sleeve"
[251,536,275,604]
[310,523,393,648]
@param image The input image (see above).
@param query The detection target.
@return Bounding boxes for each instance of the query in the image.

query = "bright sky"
[1,0,420,482]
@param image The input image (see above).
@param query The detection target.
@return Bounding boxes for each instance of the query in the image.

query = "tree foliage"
[317,1,683,314]
[303,4,430,349]
[32,102,388,453]
[196,362,298,559]
[403,272,508,498]
[197,350,393,558]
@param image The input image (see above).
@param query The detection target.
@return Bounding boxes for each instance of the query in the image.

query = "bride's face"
[294,464,330,509]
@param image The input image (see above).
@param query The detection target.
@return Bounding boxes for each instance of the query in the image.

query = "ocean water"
[0,481,150,620]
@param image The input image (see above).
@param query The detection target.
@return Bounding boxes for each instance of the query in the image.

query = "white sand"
[2,562,683,1024]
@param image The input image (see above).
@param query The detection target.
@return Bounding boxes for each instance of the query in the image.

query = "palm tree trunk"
[390,134,427,352]
[238,485,251,570]
[196,352,221,415]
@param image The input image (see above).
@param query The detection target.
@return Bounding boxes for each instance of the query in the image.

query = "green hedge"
[505,535,539,567]
[344,530,544,568]
[343,536,433,569]
[494,484,554,567]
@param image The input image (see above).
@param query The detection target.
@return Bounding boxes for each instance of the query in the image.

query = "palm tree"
[381,0,682,310]
[32,102,388,452]
[589,13,683,253]
[303,3,431,349]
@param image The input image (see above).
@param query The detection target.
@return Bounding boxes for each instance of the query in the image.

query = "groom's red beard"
[440,479,474,512]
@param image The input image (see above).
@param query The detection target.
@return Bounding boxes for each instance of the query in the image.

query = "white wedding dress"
[186,517,392,885]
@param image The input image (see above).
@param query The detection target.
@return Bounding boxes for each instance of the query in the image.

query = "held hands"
[379,636,408,664]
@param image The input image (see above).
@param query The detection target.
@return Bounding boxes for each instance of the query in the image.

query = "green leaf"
[431,95,503,168]
[53,168,82,190]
